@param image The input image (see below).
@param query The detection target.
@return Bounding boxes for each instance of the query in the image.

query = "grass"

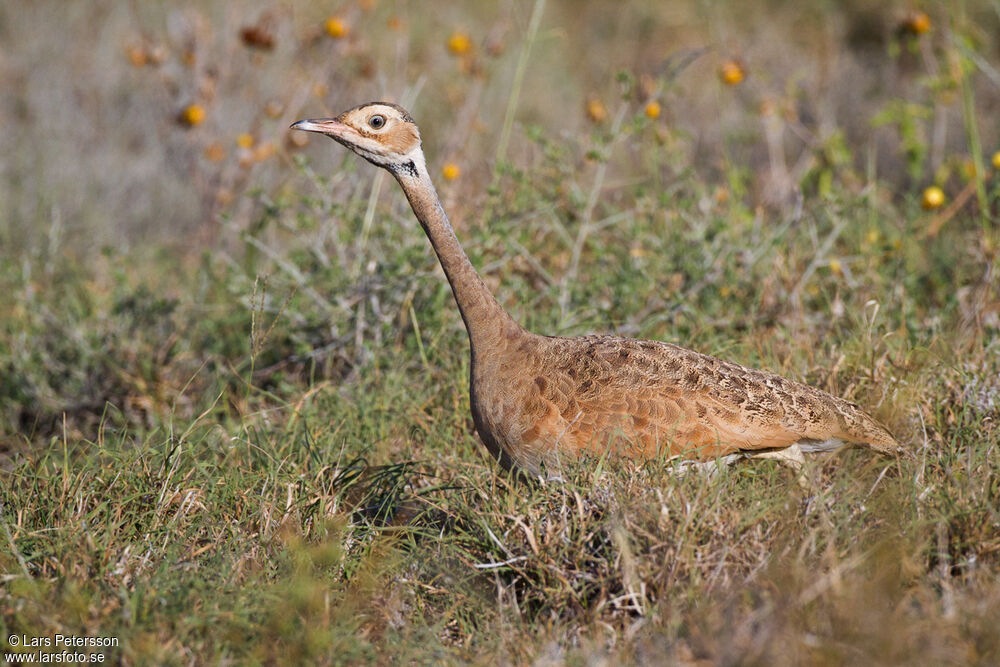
[2,0,1000,664]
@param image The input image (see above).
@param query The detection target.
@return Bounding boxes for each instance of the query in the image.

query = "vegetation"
[2,0,999,664]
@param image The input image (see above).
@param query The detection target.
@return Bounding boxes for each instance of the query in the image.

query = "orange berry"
[264,100,284,119]
[236,133,255,149]
[253,142,276,162]
[125,45,147,67]
[644,101,661,119]
[181,104,206,127]
[921,186,945,210]
[720,60,746,85]
[287,131,309,149]
[204,142,226,162]
[441,163,461,181]
[586,98,607,123]
[906,10,931,34]
[447,32,472,56]
[324,17,348,38]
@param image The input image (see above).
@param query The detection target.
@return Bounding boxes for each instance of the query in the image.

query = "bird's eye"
[368,115,386,129]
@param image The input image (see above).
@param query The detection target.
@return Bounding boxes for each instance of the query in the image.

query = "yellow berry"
[447,31,472,56]
[441,163,461,181]
[325,17,348,38]
[644,101,661,119]
[181,104,206,127]
[828,259,843,275]
[921,186,945,210]
[586,98,607,123]
[237,133,255,149]
[720,60,746,85]
[991,150,1000,170]
[865,229,880,245]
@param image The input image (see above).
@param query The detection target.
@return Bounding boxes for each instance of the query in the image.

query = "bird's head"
[291,102,424,178]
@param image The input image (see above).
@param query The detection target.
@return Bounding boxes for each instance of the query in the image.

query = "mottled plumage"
[292,103,902,477]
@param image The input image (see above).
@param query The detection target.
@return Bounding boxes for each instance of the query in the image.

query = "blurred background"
[3,0,1000,442]
[2,0,997,252]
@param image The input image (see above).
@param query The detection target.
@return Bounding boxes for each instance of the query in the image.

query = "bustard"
[291,102,901,477]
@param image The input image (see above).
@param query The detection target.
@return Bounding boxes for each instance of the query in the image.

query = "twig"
[496,0,546,164]
[474,556,529,570]
[790,214,848,302]
[559,104,629,319]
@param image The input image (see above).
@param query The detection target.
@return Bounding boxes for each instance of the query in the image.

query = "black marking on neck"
[393,160,417,178]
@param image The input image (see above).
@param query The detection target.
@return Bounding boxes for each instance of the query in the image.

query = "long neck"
[393,163,519,348]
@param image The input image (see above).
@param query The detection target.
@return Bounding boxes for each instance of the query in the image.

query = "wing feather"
[521,334,899,461]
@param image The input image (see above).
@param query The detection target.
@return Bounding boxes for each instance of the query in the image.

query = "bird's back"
[470,331,899,474]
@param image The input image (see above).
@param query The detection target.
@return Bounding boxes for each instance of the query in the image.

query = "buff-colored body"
[293,102,901,476]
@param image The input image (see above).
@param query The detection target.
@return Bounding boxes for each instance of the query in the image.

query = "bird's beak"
[290,118,350,138]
